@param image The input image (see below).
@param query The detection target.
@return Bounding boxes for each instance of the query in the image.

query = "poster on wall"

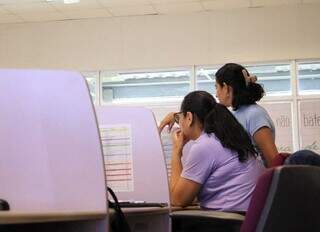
[299,100,320,153]
[259,102,293,153]
[161,130,172,177]
[99,124,134,192]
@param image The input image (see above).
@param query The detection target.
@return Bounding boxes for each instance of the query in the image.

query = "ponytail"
[232,82,265,110]
[204,104,257,162]
[180,91,257,162]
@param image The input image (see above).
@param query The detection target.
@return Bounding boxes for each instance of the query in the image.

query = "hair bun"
[242,69,257,86]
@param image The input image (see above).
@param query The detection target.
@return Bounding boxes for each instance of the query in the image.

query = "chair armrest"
[171,210,244,222]
[271,153,291,167]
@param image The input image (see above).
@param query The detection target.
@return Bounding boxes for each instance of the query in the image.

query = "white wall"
[0,4,319,71]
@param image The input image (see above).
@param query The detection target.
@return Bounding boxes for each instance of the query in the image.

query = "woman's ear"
[226,85,233,97]
[186,112,194,127]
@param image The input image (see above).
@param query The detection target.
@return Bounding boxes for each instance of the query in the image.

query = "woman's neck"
[189,125,203,141]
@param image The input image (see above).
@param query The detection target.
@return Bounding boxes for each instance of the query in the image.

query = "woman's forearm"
[170,147,183,192]
[254,127,279,167]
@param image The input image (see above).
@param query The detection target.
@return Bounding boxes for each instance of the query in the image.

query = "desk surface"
[171,206,201,212]
[0,211,107,225]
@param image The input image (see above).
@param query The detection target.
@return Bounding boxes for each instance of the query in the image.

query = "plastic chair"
[172,166,320,232]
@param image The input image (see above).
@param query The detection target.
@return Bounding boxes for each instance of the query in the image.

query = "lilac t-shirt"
[181,133,265,212]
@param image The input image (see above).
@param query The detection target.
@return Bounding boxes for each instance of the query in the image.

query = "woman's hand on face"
[171,129,188,155]
[158,112,176,133]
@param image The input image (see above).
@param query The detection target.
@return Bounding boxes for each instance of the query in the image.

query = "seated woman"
[159,91,265,212]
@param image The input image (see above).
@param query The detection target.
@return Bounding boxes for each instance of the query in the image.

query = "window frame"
[82,71,100,105]
[99,66,193,107]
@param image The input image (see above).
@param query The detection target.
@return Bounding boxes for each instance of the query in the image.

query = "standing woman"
[160,91,264,211]
[214,63,278,167]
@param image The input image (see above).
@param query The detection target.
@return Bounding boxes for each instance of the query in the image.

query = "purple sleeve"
[181,144,215,184]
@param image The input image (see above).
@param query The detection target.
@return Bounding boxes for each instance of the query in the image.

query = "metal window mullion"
[190,65,196,91]
[291,60,300,151]
[98,70,103,106]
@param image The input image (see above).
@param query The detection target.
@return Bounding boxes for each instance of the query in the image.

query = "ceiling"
[0,0,319,24]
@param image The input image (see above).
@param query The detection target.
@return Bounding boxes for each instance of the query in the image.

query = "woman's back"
[233,104,276,165]
[233,104,275,145]
[181,133,265,212]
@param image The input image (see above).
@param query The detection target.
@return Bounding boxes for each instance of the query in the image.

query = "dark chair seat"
[171,210,244,232]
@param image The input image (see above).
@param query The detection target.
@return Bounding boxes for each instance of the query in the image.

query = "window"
[298,62,320,95]
[82,71,99,104]
[246,64,291,96]
[196,67,217,95]
[196,64,291,96]
[100,69,191,104]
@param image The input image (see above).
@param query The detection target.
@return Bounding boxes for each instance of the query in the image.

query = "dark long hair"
[181,91,257,162]
[215,63,265,110]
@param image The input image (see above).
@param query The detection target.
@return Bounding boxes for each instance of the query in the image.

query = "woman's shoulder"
[192,133,222,151]
[238,104,269,117]
[189,133,231,161]
[195,133,231,156]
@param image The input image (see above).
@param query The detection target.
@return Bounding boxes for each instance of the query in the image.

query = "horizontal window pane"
[100,70,191,104]
[298,62,320,95]
[82,71,99,104]
[246,64,291,96]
